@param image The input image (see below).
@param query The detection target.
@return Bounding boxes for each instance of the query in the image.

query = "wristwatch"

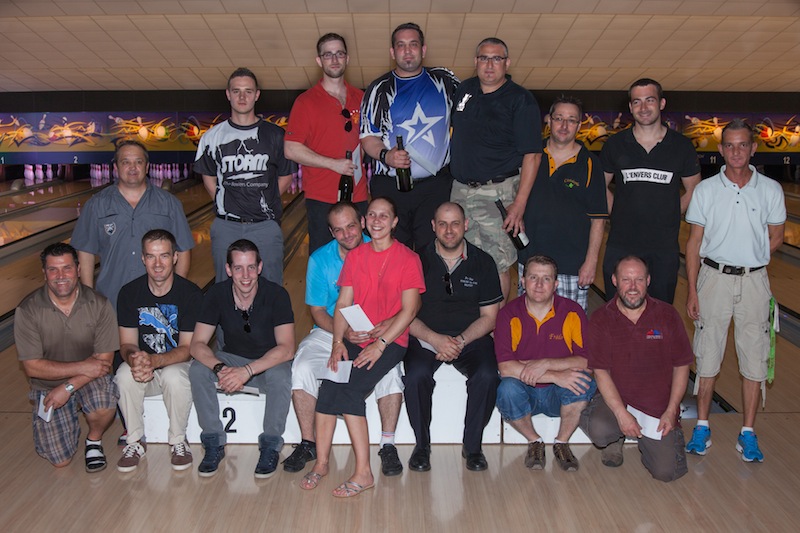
[213,363,226,375]
[64,382,75,395]
[379,148,389,165]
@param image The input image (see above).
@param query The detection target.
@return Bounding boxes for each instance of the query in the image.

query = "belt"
[216,214,268,224]
[703,258,765,276]
[459,169,519,188]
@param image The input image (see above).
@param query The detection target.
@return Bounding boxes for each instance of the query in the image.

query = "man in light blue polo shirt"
[685,119,786,462]
[285,202,405,476]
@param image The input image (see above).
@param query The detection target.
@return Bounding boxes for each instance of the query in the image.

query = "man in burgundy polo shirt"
[580,255,692,482]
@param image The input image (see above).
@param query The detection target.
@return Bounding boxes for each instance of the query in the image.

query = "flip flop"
[332,480,374,498]
[300,472,323,490]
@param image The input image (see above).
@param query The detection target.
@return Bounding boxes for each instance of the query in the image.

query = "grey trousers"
[189,351,291,451]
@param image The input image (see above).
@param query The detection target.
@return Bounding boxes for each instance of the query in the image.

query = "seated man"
[580,256,692,482]
[495,255,595,472]
[189,239,295,478]
[15,243,119,472]
[405,202,502,472]
[115,230,203,472]
[288,202,405,476]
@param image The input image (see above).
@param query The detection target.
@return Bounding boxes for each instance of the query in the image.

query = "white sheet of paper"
[317,360,353,384]
[340,304,375,332]
[352,148,363,185]
[417,339,436,353]
[38,394,53,422]
[215,382,260,396]
[627,404,663,440]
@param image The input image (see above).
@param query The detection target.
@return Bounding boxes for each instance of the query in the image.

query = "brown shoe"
[601,437,624,467]
[525,441,546,470]
[171,441,193,471]
[553,443,579,472]
[117,441,146,472]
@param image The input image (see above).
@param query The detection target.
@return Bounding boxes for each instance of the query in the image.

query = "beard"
[619,291,646,310]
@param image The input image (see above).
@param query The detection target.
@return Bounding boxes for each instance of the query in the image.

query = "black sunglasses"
[342,108,352,132]
[443,272,453,295]
[241,310,251,333]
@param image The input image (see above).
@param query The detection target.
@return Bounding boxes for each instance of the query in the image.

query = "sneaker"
[736,431,764,462]
[378,444,403,476]
[198,445,225,477]
[525,441,545,470]
[171,441,193,471]
[282,439,317,473]
[117,431,128,447]
[255,449,280,479]
[601,437,624,467]
[553,443,579,472]
[686,425,712,456]
[117,441,146,473]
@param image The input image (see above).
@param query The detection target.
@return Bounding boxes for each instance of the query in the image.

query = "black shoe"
[408,445,431,472]
[255,449,280,479]
[282,440,317,473]
[198,445,225,477]
[378,444,403,476]
[462,447,488,472]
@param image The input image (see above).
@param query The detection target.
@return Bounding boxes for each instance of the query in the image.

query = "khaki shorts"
[693,264,771,382]
[451,175,519,272]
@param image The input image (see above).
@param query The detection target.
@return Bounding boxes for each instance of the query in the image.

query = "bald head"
[433,201,467,251]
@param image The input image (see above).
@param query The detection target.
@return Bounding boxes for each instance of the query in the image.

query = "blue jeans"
[189,351,291,451]
[496,375,596,421]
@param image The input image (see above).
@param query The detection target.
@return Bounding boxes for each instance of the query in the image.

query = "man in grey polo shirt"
[72,140,194,310]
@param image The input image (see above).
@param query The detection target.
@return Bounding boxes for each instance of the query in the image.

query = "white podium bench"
[143,363,502,445]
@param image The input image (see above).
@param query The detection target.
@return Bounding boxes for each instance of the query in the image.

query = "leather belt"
[703,258,764,276]
[460,169,519,188]
[216,214,267,224]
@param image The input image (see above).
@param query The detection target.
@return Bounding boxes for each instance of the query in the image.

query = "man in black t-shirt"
[405,202,503,472]
[600,78,701,303]
[189,239,295,479]
[115,229,203,473]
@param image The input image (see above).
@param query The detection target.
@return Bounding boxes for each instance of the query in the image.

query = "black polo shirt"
[600,126,700,252]
[450,75,542,183]
[416,240,503,336]
[520,143,608,274]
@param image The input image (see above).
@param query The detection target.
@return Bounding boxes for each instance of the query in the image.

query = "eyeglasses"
[443,272,453,295]
[550,116,581,126]
[241,310,251,333]
[319,51,347,61]
[342,108,352,132]
[477,55,507,64]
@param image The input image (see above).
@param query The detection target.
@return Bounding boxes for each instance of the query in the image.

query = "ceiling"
[1,0,800,93]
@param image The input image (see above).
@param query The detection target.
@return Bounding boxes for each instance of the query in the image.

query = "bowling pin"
[35,164,44,182]
[46,164,54,181]
[24,164,34,181]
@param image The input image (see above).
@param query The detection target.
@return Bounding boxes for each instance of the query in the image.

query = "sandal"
[332,480,374,498]
[300,471,323,490]
[85,443,107,473]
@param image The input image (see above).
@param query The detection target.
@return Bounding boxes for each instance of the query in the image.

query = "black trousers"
[370,170,453,252]
[403,335,499,454]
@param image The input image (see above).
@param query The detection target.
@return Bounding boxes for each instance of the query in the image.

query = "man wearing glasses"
[285,33,368,254]
[195,68,296,285]
[405,202,502,472]
[360,22,459,251]
[517,96,608,311]
[189,239,295,479]
[450,37,543,303]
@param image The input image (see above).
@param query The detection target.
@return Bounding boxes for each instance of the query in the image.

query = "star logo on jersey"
[398,103,443,148]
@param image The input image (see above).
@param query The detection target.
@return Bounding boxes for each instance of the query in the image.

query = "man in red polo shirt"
[494,255,596,473]
[580,255,692,482]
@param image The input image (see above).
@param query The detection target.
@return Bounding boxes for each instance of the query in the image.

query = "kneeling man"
[115,230,203,472]
[495,255,595,472]
[580,256,692,482]
[15,243,119,472]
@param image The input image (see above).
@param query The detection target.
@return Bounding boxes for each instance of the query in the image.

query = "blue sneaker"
[255,449,280,479]
[686,425,712,455]
[736,431,764,462]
